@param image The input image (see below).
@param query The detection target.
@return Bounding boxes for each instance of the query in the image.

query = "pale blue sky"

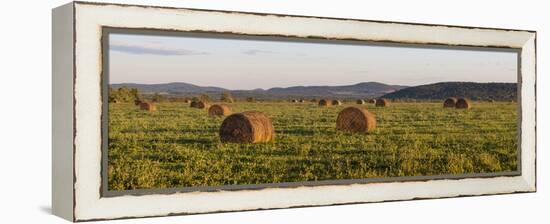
[109,33,517,90]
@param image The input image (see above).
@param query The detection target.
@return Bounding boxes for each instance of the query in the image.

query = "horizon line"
[109,80,517,91]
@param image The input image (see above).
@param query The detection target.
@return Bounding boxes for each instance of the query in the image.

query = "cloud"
[242,49,306,56]
[351,70,370,74]
[242,49,277,55]
[110,40,209,56]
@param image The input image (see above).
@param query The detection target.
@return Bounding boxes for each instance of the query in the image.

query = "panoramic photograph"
[106,32,519,191]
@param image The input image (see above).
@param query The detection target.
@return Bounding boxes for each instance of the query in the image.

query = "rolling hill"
[111,81,517,101]
[110,82,227,94]
[110,82,407,100]
[381,82,517,101]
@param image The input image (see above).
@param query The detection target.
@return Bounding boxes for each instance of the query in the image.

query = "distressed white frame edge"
[52,2,75,222]
[64,2,535,221]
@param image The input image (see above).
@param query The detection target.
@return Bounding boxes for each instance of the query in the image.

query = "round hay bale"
[208,104,231,116]
[219,111,274,143]
[443,97,457,108]
[318,99,331,106]
[375,99,389,107]
[368,99,376,104]
[336,107,376,133]
[356,99,365,105]
[190,101,209,109]
[455,98,471,109]
[183,99,191,104]
[291,99,298,103]
[298,99,305,103]
[139,102,157,112]
[331,100,342,106]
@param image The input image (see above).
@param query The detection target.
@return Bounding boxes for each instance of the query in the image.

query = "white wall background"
[0,0,547,223]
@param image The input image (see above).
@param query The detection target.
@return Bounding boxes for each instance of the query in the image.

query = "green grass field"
[108,101,518,191]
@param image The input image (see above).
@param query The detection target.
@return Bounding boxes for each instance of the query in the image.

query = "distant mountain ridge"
[381,82,517,101]
[111,81,517,101]
[110,82,407,99]
[267,82,405,94]
[110,82,227,94]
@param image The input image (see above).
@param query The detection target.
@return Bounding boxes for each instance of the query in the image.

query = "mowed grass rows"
[108,102,518,190]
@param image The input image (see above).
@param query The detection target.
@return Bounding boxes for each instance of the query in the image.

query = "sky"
[108,33,518,90]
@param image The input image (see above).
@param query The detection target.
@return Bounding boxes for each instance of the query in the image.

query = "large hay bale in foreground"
[336,107,376,133]
[375,99,389,107]
[219,111,274,143]
[455,98,471,109]
[368,99,376,104]
[443,97,457,108]
[139,102,157,112]
[190,101,209,109]
[356,99,365,105]
[331,100,342,106]
[318,99,331,106]
[208,104,231,116]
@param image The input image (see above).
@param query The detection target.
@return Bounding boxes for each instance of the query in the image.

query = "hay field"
[108,101,518,191]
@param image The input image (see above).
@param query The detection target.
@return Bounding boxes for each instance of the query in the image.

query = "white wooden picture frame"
[52,1,536,222]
